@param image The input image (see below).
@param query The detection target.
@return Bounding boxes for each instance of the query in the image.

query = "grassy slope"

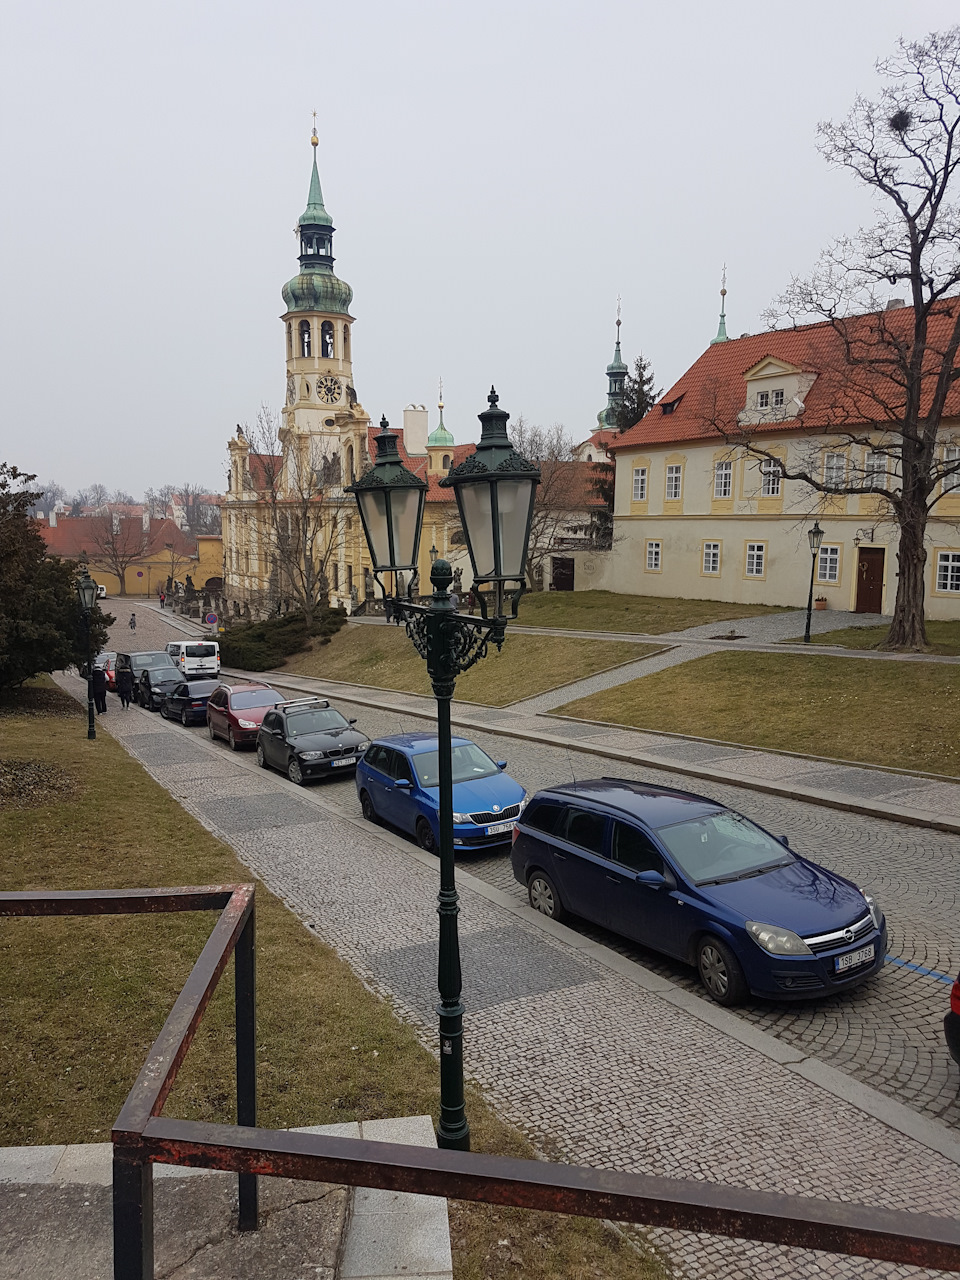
[792,619,960,657]
[512,590,791,634]
[558,651,960,776]
[0,682,662,1280]
[284,624,650,705]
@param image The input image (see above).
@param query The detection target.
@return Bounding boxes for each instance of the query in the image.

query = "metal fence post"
[112,1147,154,1280]
[235,907,259,1230]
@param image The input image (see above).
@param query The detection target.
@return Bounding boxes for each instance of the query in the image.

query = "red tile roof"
[39,516,197,560]
[610,305,960,453]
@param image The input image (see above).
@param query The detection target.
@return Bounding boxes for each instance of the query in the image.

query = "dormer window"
[660,394,684,416]
[757,391,770,409]
[772,389,784,408]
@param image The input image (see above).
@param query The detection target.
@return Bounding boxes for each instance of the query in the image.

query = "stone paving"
[65,671,960,1280]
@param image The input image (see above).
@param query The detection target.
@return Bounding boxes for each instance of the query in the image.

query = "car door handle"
[554,852,567,861]
[605,874,625,883]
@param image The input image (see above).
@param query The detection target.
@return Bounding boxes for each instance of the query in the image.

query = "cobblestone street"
[82,604,960,1278]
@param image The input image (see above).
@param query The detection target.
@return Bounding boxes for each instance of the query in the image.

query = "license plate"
[836,943,874,973]
[331,757,356,768]
[487,821,513,835]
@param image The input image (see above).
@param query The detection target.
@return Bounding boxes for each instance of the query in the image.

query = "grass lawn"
[285,623,651,705]
[558,651,960,776]
[512,590,791,634]
[791,619,960,658]
[0,680,662,1280]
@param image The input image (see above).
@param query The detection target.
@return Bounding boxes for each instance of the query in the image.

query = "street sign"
[205,612,218,625]
[136,570,143,577]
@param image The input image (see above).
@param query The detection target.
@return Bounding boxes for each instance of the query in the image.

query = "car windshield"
[230,689,279,710]
[188,680,219,695]
[656,811,794,885]
[185,644,217,658]
[140,653,175,668]
[412,743,499,788]
[286,709,349,736]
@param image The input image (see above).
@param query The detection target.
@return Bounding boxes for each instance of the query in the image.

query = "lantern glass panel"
[357,490,391,569]
[495,479,534,578]
[389,487,422,569]
[459,483,496,577]
[77,575,97,611]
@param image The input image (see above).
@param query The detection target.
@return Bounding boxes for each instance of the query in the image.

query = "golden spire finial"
[720,262,727,299]
[438,376,444,411]
[310,109,319,148]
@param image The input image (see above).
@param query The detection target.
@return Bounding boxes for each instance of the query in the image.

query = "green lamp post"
[347,388,539,1151]
[76,565,98,740]
[804,520,825,644]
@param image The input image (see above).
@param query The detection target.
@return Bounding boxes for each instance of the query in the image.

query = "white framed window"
[772,389,785,408]
[760,458,782,497]
[645,540,661,571]
[757,391,770,409]
[714,460,732,499]
[818,545,840,583]
[745,542,765,577]
[864,450,888,490]
[937,551,960,592]
[823,453,846,489]
[665,464,682,500]
[944,446,960,494]
[702,542,721,575]
[632,466,647,501]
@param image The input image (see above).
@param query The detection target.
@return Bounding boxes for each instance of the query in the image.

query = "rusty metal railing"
[4,884,960,1279]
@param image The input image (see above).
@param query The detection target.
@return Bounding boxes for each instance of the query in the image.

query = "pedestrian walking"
[129,612,136,631]
[116,664,134,709]
[450,590,460,611]
[159,591,166,609]
[91,666,108,715]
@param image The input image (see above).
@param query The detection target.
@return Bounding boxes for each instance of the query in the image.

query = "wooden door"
[855,547,885,613]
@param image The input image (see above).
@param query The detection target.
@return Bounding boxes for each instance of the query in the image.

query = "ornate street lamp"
[347,387,539,1152]
[804,520,825,644]
[76,564,98,740]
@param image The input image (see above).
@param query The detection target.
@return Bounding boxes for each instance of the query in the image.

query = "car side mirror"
[496,760,507,770]
[394,778,412,789]
[348,718,358,725]
[779,835,790,847]
[636,870,667,889]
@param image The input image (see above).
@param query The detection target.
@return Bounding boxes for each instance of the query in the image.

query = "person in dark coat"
[116,663,134,710]
[91,665,108,714]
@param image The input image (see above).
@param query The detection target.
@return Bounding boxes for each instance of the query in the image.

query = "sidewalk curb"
[226,668,960,837]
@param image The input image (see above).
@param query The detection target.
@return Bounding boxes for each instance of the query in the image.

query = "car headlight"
[357,740,370,752]
[517,794,528,812]
[863,893,882,930]
[299,751,324,761]
[237,719,258,729]
[746,921,813,956]
[452,812,471,824]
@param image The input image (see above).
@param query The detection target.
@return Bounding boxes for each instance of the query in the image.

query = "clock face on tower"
[286,375,295,406]
[316,375,342,405]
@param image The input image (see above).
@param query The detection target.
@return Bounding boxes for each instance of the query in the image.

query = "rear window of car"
[230,689,280,710]
[141,653,176,668]
[185,644,217,658]
[524,801,565,835]
[187,680,219,695]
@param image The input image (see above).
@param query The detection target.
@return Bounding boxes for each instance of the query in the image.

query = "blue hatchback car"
[356,733,526,854]
[511,778,886,1006]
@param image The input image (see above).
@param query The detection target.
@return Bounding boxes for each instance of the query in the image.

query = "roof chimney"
[885,297,907,311]
[49,509,57,528]
[402,403,429,456]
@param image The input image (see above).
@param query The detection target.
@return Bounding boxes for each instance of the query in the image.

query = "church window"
[332,563,339,590]
[299,320,312,358]
[347,445,355,482]
[442,454,451,469]
[286,323,292,357]
[343,325,351,360]
[321,321,335,359]
[347,564,354,591]
[303,380,311,398]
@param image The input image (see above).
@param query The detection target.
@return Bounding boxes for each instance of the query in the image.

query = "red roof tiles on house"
[39,516,198,560]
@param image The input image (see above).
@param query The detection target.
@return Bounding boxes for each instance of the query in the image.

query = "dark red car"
[206,682,282,750]
[946,971,960,1066]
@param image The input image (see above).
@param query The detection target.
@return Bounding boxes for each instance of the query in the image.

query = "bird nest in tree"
[0,758,79,809]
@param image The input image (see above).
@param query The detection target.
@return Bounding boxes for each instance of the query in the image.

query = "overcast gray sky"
[1,0,957,497]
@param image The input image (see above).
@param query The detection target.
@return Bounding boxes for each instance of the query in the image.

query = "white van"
[165,640,221,678]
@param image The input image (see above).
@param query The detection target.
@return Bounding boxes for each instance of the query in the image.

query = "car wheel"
[256,743,268,770]
[697,936,747,1007]
[416,817,438,855]
[180,709,189,727]
[207,720,217,741]
[528,871,567,922]
[228,727,237,751]
[288,757,305,786]
[160,703,168,719]
[360,790,378,824]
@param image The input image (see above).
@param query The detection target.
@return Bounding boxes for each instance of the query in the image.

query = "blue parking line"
[885,954,955,985]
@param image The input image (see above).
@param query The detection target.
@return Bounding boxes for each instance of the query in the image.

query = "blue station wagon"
[356,732,526,854]
[511,778,886,1006]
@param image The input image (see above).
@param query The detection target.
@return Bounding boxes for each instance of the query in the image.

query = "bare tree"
[87,516,149,596]
[507,417,591,587]
[144,484,176,519]
[87,482,110,510]
[725,29,960,650]
[242,405,344,625]
[178,482,221,535]
[70,490,89,517]
[111,488,136,506]
[27,479,66,519]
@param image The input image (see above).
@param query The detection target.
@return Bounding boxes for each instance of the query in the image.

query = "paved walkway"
[54,668,960,1280]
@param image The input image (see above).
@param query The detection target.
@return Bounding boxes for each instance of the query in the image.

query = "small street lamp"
[347,387,539,1151]
[429,543,439,565]
[804,520,825,644]
[76,564,98,740]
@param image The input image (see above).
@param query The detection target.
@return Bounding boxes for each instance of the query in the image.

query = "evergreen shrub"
[220,608,346,671]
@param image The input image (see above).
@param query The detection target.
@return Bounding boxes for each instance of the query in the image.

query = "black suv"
[116,651,178,705]
[256,698,370,786]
